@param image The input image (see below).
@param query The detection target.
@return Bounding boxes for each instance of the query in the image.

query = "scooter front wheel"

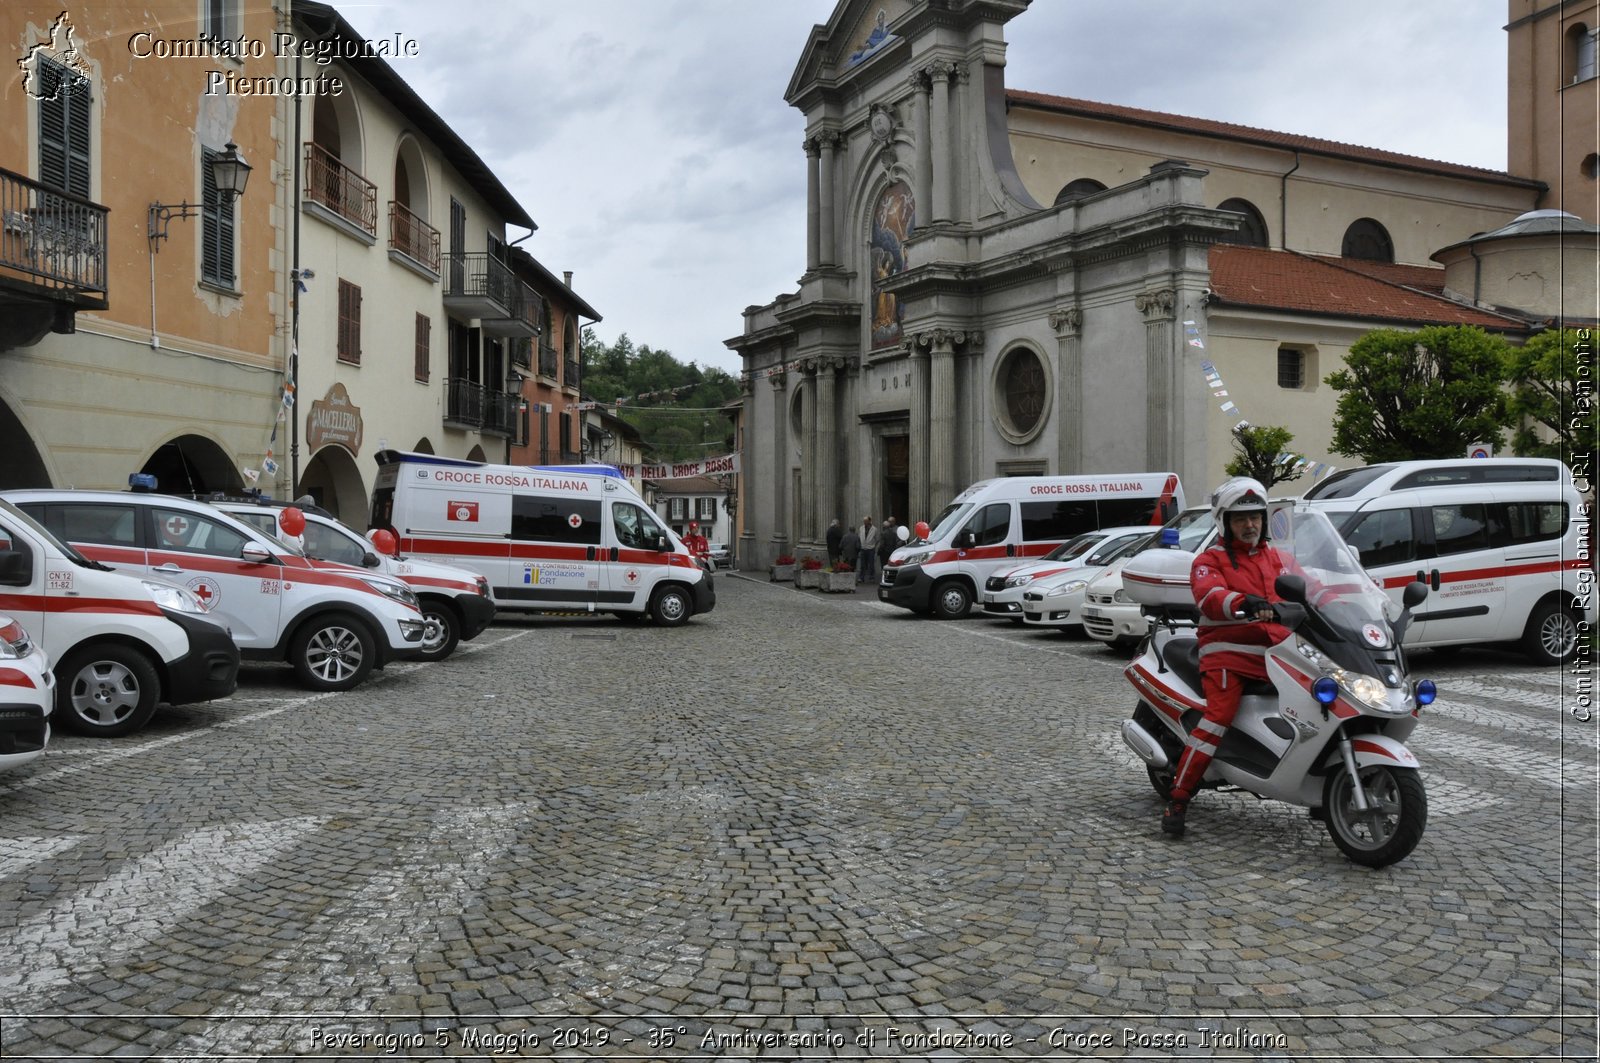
[1322,764,1427,868]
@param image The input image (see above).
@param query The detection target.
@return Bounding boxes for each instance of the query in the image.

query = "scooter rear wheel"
[1322,764,1427,868]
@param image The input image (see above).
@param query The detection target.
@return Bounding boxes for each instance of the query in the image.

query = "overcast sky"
[336,1,1510,378]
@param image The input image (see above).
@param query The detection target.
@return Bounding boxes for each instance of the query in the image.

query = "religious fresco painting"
[870,181,915,350]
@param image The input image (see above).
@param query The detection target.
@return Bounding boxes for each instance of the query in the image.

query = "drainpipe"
[1468,239,1483,306]
[290,47,303,495]
[1280,150,1300,250]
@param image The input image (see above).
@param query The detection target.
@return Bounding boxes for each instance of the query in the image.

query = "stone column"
[910,70,931,222]
[1050,307,1083,475]
[818,131,838,267]
[804,139,821,272]
[928,61,954,224]
[801,360,819,544]
[1136,288,1177,471]
[769,368,789,558]
[927,330,958,506]
[815,357,838,534]
[909,341,930,525]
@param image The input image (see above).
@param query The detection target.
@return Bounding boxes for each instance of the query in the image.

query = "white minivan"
[1301,458,1593,664]
[881,473,1183,619]
[370,451,716,626]
[7,490,428,691]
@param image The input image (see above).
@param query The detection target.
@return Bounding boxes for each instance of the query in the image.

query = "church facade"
[728,0,1545,569]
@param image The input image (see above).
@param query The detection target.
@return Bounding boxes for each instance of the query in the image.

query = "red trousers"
[1168,667,1252,802]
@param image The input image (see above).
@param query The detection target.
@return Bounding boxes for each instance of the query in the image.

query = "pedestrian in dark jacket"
[839,526,862,572]
[825,518,843,564]
[878,516,898,568]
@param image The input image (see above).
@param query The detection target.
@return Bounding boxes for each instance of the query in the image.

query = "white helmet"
[1210,476,1269,530]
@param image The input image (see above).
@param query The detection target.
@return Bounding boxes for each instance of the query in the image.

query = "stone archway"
[466,445,487,463]
[0,398,52,488]
[413,437,435,454]
[297,445,367,523]
[141,434,242,496]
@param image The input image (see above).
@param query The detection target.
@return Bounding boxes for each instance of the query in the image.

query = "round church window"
[998,347,1048,440]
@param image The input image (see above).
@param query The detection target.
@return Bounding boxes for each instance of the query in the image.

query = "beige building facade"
[1508,0,1600,223]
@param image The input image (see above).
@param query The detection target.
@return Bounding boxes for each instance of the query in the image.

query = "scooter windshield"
[1269,503,1399,636]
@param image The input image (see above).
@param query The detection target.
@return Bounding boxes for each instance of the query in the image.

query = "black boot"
[1161,799,1188,837]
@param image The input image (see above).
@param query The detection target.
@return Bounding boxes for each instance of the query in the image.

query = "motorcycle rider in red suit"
[1164,477,1307,838]
[684,521,711,567]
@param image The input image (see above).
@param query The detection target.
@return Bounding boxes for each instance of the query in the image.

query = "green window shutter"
[37,58,91,197]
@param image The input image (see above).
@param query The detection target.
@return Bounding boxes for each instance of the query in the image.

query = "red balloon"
[914,521,931,540]
[369,528,398,557]
[279,506,307,537]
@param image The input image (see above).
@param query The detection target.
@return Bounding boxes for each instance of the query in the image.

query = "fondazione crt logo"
[20,9,423,99]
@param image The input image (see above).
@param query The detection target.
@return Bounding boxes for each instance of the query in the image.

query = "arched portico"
[141,434,242,496]
[298,444,366,523]
[0,398,52,489]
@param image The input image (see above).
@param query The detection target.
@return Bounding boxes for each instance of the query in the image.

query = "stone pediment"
[786,0,912,104]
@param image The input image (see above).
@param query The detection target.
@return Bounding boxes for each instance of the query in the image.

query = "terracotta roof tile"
[1207,246,1528,329]
[1007,90,1539,188]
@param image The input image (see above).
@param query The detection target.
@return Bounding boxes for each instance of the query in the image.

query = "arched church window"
[1217,197,1269,247]
[1341,218,1394,263]
[1054,178,1106,205]
[869,182,915,350]
[999,347,1047,438]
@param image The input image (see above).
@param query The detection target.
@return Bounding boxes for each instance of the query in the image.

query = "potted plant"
[795,556,824,589]
[769,554,796,582]
[822,560,855,593]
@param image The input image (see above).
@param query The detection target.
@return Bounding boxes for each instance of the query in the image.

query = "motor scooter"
[1118,503,1437,867]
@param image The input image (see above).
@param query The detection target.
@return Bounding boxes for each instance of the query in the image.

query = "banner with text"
[615,453,741,481]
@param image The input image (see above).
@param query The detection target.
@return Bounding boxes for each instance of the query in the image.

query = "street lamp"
[148,142,253,250]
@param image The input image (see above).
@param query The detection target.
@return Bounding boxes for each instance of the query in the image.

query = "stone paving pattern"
[0,574,1594,1060]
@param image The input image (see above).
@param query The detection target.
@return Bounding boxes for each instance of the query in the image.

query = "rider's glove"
[1240,594,1272,618]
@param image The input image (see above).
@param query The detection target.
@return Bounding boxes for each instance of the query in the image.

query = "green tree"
[1224,423,1305,490]
[578,330,740,462]
[1505,327,1593,461]
[1325,325,1511,464]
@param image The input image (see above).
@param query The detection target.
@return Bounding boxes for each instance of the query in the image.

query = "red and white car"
[980,526,1156,620]
[7,490,427,692]
[1020,529,1158,633]
[211,497,495,662]
[0,614,53,772]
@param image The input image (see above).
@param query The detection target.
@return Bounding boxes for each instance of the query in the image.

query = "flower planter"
[820,571,856,593]
[795,568,822,589]
[769,563,795,582]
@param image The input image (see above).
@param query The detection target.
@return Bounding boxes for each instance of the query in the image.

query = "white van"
[1301,459,1592,663]
[880,473,1184,619]
[6,490,428,692]
[0,613,53,772]
[370,451,716,626]
[0,497,238,737]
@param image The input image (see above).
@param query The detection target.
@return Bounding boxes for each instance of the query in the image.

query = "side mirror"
[1274,573,1307,604]
[0,551,30,587]
[1402,580,1429,608]
[959,531,976,548]
[654,535,669,552]
[362,552,382,568]
[240,543,273,565]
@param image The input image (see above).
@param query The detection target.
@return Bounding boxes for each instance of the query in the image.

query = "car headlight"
[1047,579,1087,598]
[143,579,206,614]
[475,576,491,598]
[361,577,419,610]
[1112,589,1135,604]
[0,619,32,659]
[901,550,933,566]
[1005,574,1035,588]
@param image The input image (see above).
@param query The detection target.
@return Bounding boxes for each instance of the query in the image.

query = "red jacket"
[1190,540,1302,677]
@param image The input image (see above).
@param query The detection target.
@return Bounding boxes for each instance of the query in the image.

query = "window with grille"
[201,146,236,288]
[37,57,91,198]
[337,279,362,364]
[414,314,430,382]
[698,497,718,520]
[669,498,687,520]
[1277,347,1305,389]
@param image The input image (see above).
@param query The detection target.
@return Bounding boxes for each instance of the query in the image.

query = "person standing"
[856,516,880,583]
[839,523,862,579]
[825,518,843,565]
[877,516,898,571]
[683,521,710,568]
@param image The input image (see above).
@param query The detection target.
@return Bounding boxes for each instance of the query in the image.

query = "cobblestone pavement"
[0,574,1594,1061]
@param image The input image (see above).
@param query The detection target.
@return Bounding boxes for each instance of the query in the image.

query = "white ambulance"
[880,473,1184,619]
[6,490,427,693]
[0,613,52,773]
[0,497,238,737]
[370,451,717,626]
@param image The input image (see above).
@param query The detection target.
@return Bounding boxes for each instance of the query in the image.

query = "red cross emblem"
[624,569,640,584]
[185,576,220,611]
[165,516,190,539]
[568,513,583,529]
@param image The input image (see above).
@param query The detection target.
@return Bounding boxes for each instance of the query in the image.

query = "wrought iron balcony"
[445,377,485,428]
[564,357,581,391]
[443,252,514,320]
[482,390,518,436]
[388,200,440,273]
[304,143,377,236]
[481,277,538,337]
[538,339,558,379]
[0,166,108,313]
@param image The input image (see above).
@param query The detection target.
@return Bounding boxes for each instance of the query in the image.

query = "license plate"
[878,588,889,601]
[1084,607,1104,619]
